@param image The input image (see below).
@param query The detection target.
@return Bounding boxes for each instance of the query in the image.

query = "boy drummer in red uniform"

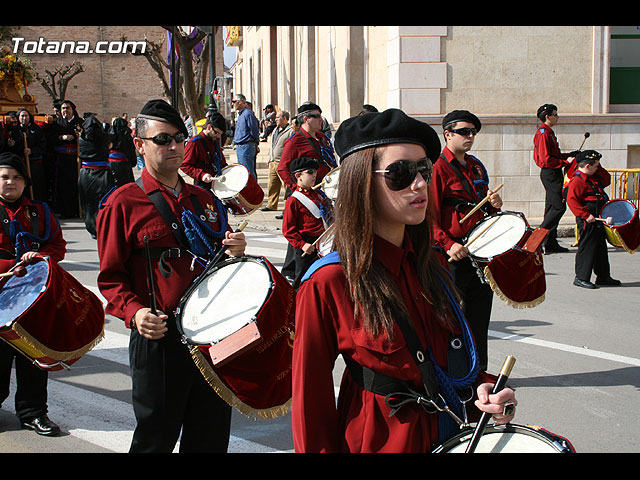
[282,157,332,288]
[0,152,66,436]
[566,150,621,289]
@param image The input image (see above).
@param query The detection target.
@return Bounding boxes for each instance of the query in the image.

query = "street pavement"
[1,147,639,453]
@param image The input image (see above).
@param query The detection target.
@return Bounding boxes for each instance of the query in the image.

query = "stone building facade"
[228,26,640,220]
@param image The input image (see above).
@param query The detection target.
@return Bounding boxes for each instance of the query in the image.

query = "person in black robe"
[8,108,48,202]
[108,116,136,187]
[47,100,82,218]
[77,115,115,238]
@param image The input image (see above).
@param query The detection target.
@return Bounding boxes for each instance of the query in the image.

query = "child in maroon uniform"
[566,149,621,289]
[0,152,66,437]
[282,157,331,288]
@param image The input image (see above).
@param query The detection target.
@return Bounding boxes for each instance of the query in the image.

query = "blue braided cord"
[10,201,56,258]
[179,193,229,257]
[427,270,480,418]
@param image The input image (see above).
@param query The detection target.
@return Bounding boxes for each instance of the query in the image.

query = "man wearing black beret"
[97,99,246,453]
[181,114,228,189]
[429,109,503,371]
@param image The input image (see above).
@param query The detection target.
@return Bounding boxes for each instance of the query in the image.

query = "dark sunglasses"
[449,127,478,137]
[139,132,186,145]
[374,158,432,191]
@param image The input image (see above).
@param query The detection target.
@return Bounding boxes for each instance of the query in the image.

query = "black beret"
[442,110,482,132]
[334,108,441,162]
[207,112,227,132]
[0,152,31,186]
[576,149,602,165]
[290,157,319,174]
[298,102,322,115]
[138,99,188,137]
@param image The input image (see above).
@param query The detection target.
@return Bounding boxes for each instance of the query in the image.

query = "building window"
[610,26,640,111]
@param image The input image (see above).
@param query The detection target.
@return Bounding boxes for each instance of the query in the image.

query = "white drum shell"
[213,165,249,199]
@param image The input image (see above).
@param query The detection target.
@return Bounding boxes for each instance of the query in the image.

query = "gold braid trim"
[611,228,638,254]
[11,323,105,361]
[190,346,292,421]
[484,266,545,309]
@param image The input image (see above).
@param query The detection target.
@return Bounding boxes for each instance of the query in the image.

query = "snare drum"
[212,164,265,216]
[600,199,640,254]
[432,424,576,453]
[0,257,105,371]
[465,212,547,308]
[176,255,295,419]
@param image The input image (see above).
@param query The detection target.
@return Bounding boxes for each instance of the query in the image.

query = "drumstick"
[312,167,341,190]
[0,265,27,278]
[207,220,249,268]
[465,355,516,454]
[596,216,613,224]
[143,235,158,315]
[459,184,504,224]
[302,223,335,256]
[578,132,590,151]
[448,216,501,263]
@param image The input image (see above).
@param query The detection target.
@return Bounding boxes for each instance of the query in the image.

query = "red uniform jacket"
[429,147,499,252]
[533,125,571,170]
[566,166,611,220]
[282,186,327,250]
[278,129,335,188]
[292,234,494,452]
[180,132,227,183]
[96,169,231,327]
[0,196,66,273]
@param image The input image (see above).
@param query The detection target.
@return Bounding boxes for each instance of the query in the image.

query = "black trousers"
[449,257,494,371]
[0,341,49,421]
[575,217,611,281]
[539,167,567,247]
[109,161,135,187]
[128,320,232,453]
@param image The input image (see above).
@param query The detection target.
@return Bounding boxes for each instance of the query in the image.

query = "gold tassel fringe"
[190,346,292,421]
[484,267,545,309]
[10,323,105,361]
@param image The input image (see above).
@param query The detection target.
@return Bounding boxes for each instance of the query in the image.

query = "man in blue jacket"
[231,94,259,180]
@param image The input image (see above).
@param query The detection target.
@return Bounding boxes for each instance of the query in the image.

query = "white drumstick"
[448,216,501,263]
[459,184,504,224]
[596,216,613,224]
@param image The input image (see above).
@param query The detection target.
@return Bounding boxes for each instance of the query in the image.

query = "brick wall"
[11,26,222,123]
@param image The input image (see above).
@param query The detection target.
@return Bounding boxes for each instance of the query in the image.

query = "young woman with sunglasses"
[291,109,516,453]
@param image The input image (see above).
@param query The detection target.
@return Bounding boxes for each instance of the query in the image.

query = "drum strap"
[305,251,479,434]
[297,130,337,170]
[438,154,489,209]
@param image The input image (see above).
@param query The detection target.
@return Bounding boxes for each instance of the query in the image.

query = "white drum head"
[179,259,271,344]
[466,213,527,260]
[213,165,248,199]
[444,430,561,453]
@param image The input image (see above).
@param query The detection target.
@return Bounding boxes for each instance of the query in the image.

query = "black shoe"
[573,277,598,289]
[260,207,275,212]
[20,415,61,436]
[595,276,622,286]
[275,214,283,220]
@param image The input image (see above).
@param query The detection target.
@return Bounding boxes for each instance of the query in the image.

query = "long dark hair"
[332,147,459,338]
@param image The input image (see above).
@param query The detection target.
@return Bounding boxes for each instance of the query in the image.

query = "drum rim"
[600,199,637,227]
[433,423,570,453]
[465,211,528,261]
[175,256,274,345]
[0,258,51,328]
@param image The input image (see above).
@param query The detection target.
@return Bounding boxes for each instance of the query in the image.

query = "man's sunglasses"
[139,132,187,145]
[374,158,432,191]
[449,127,478,137]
